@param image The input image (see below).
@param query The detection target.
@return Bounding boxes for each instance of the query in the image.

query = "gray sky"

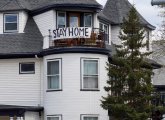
[96,0,162,29]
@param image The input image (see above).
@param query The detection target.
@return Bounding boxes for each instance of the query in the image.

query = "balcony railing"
[48,28,108,48]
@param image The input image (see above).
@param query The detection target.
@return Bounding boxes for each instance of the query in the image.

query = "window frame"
[81,114,99,120]
[57,11,66,28]
[46,58,62,91]
[84,13,93,27]
[146,30,150,51]
[99,22,109,43]
[19,62,35,74]
[4,13,19,33]
[81,58,100,91]
[47,115,62,120]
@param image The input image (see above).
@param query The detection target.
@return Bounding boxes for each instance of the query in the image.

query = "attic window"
[4,14,18,33]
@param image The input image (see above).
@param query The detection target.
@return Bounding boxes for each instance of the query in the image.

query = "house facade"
[0,0,158,120]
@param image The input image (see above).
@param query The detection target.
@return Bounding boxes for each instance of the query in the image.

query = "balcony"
[47,28,108,48]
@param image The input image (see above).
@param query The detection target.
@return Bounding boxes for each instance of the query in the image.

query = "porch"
[47,28,109,48]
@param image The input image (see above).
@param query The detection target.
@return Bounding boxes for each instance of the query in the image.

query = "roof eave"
[30,4,103,16]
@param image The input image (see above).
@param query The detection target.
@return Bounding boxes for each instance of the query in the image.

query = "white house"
[0,0,160,120]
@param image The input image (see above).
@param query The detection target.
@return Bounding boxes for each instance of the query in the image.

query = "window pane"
[99,23,103,31]
[83,76,98,89]
[47,61,59,75]
[20,63,35,73]
[104,25,108,33]
[5,23,17,31]
[84,14,92,27]
[84,117,98,120]
[70,16,78,27]
[48,76,60,89]
[58,12,66,28]
[47,117,59,120]
[5,15,17,22]
[84,60,98,75]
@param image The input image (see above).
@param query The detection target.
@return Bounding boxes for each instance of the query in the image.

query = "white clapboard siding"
[33,10,56,37]
[0,58,43,106]
[43,53,109,120]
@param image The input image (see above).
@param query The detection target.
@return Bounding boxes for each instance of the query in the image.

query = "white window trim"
[4,13,18,33]
[81,58,100,90]
[81,114,99,120]
[19,62,35,74]
[47,59,62,90]
[57,11,66,28]
[84,13,93,27]
[47,115,62,120]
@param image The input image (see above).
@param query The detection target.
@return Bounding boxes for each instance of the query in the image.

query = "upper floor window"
[146,31,150,51]
[81,58,99,90]
[57,12,66,28]
[84,13,92,27]
[99,22,109,43]
[47,59,62,90]
[4,14,18,33]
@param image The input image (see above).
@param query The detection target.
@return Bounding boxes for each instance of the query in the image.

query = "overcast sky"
[96,0,162,29]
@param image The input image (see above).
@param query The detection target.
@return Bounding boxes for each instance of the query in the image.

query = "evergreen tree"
[101,7,155,120]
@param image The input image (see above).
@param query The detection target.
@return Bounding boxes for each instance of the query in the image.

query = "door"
[69,13,80,27]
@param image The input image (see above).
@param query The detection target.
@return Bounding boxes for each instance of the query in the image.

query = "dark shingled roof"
[0,16,43,54]
[0,0,102,11]
[98,0,155,30]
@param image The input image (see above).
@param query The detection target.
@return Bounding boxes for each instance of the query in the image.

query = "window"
[47,59,62,90]
[99,22,109,43]
[84,13,92,27]
[57,12,66,28]
[81,59,99,90]
[146,31,150,51]
[47,115,62,120]
[4,14,18,32]
[81,115,99,120]
[19,62,35,74]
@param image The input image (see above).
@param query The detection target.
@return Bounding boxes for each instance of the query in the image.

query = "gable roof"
[0,0,102,12]
[98,0,155,30]
[0,16,43,54]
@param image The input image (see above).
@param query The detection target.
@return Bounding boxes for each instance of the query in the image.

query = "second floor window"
[84,13,92,27]
[47,59,62,90]
[4,14,18,32]
[57,12,66,28]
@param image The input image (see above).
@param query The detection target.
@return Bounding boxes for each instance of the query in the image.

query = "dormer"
[0,0,28,34]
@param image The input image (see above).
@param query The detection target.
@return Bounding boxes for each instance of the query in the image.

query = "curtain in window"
[83,60,98,89]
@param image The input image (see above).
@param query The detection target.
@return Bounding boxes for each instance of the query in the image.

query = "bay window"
[4,13,18,32]
[81,58,99,90]
[47,59,62,90]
